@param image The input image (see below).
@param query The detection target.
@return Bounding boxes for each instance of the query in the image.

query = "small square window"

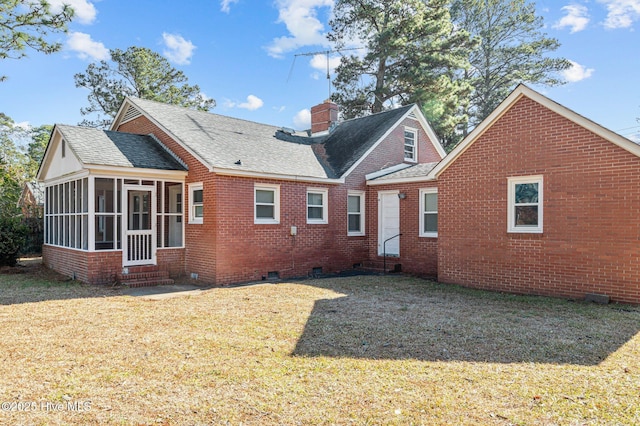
[307,188,328,224]
[255,184,280,224]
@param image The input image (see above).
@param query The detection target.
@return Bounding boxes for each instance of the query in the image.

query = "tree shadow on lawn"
[291,275,640,366]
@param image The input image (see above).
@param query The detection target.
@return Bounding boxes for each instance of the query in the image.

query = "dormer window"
[404,127,417,162]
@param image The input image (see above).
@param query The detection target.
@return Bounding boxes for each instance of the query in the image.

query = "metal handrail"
[383,233,402,274]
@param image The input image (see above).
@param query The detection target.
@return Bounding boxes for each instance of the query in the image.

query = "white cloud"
[561,60,595,82]
[266,0,334,58]
[49,0,97,25]
[293,108,311,129]
[554,4,590,33]
[66,32,109,60]
[598,0,640,29]
[225,95,264,110]
[238,95,264,110]
[162,33,196,65]
[220,0,240,13]
[309,52,342,73]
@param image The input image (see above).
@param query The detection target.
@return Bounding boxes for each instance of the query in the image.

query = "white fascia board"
[212,167,344,185]
[365,163,412,180]
[41,169,90,187]
[36,124,58,181]
[86,165,188,180]
[367,174,436,186]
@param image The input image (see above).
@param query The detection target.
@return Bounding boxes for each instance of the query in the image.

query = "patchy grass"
[0,261,638,425]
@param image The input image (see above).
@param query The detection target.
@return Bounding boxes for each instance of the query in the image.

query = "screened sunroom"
[38,125,188,277]
[44,177,185,265]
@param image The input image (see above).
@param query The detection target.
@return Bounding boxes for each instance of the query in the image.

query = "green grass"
[0,262,638,425]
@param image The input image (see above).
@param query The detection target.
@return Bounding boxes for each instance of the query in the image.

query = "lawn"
[0,260,638,425]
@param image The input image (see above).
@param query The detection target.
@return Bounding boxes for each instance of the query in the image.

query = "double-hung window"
[404,127,417,162]
[420,188,438,237]
[507,176,543,233]
[347,191,365,236]
[255,184,280,224]
[307,188,328,224]
[189,183,203,224]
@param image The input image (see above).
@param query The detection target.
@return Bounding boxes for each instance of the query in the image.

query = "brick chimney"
[310,100,339,134]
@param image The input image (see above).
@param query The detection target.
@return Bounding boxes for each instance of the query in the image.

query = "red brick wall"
[43,245,121,285]
[365,182,438,277]
[208,176,377,284]
[157,248,185,277]
[438,96,640,304]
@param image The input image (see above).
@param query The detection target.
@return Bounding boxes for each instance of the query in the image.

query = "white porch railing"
[126,230,154,265]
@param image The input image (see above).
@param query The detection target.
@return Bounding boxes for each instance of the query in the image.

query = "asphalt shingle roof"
[128,98,330,179]
[57,125,186,171]
[127,98,418,180]
[369,162,440,181]
[320,105,415,177]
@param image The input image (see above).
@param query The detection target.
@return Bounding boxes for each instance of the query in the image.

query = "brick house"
[37,98,444,286]
[38,85,640,304]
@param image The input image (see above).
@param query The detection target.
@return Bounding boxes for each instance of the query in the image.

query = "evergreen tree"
[451,0,570,131]
[74,46,215,128]
[0,0,74,81]
[328,0,476,147]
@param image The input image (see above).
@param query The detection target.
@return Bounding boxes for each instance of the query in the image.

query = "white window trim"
[307,188,328,224]
[347,190,365,236]
[255,184,280,224]
[188,182,203,224]
[404,126,418,163]
[419,188,438,237]
[507,175,543,233]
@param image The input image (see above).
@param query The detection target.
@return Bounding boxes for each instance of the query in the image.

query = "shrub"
[0,215,27,266]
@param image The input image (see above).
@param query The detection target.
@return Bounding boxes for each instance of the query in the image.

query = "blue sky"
[1,0,639,141]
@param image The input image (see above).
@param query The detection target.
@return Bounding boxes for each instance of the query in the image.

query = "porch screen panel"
[157,181,183,248]
[44,177,89,251]
[94,178,122,250]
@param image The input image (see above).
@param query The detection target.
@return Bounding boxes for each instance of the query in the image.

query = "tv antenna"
[287,47,363,99]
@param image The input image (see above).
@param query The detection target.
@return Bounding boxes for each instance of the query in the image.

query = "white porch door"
[123,186,156,266]
[378,191,400,256]
[168,185,183,247]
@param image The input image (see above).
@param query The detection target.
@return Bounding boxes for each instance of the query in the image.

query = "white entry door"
[123,186,156,266]
[378,191,400,256]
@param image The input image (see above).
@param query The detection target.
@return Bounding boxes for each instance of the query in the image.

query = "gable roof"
[428,84,640,179]
[55,125,187,171]
[112,98,444,182]
[18,182,45,207]
[113,98,334,181]
[321,104,415,176]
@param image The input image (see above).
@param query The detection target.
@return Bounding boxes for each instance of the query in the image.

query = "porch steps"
[358,259,402,274]
[117,265,174,288]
